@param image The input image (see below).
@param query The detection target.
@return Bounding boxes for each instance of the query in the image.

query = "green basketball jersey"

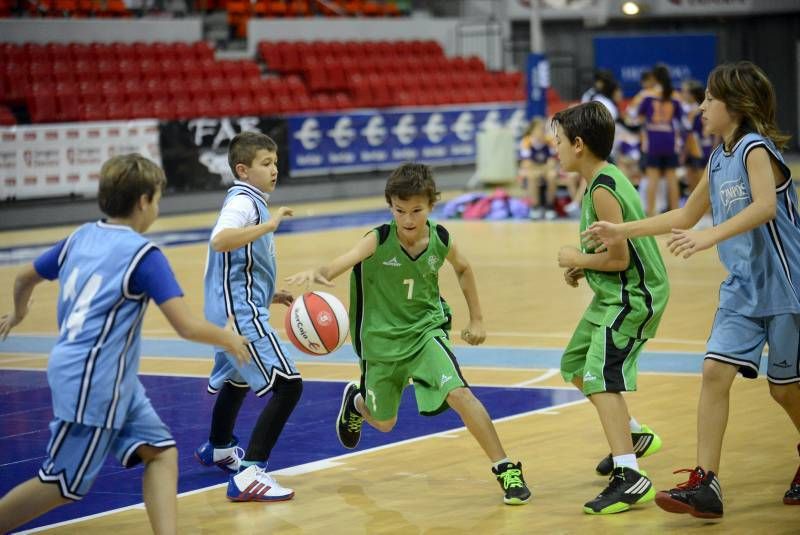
[349,219,452,362]
[579,163,670,340]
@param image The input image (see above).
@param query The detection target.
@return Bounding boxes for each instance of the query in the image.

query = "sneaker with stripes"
[227,464,294,502]
[595,424,662,476]
[583,466,655,514]
[655,466,723,518]
[194,437,244,474]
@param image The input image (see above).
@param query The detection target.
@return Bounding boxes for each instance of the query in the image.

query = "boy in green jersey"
[553,102,670,514]
[286,163,531,505]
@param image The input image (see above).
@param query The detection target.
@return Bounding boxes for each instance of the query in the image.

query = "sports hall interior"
[2,1,800,533]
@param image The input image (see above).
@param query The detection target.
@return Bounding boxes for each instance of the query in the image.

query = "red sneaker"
[655,466,723,519]
[785,443,800,506]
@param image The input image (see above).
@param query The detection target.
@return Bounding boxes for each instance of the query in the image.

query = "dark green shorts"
[359,335,468,421]
[561,318,648,395]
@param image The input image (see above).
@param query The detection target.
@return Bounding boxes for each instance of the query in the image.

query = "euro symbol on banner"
[294,118,322,150]
[451,112,475,141]
[327,117,357,149]
[392,114,417,145]
[422,113,447,143]
[361,115,388,146]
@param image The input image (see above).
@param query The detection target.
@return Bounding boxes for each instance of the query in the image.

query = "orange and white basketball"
[284,291,349,356]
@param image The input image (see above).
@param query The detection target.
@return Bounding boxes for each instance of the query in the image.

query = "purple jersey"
[638,96,683,157]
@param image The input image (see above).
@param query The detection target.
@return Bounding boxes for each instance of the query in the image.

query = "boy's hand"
[272,289,294,307]
[285,269,334,288]
[223,316,250,366]
[667,228,715,259]
[564,267,584,288]
[276,206,293,219]
[461,320,485,346]
[557,246,581,268]
[0,299,32,340]
[267,206,294,231]
[582,221,625,249]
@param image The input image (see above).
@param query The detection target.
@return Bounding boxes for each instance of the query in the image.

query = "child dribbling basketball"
[285,162,532,506]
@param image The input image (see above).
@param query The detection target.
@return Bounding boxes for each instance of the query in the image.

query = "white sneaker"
[195,441,244,474]
[529,207,544,220]
[227,465,295,502]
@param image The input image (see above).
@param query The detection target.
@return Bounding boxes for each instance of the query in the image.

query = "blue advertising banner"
[525,53,549,120]
[287,105,526,177]
[593,34,717,97]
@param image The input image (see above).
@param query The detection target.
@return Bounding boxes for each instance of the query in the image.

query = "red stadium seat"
[0,105,16,126]
[79,101,106,121]
[152,98,174,120]
[28,95,58,123]
[56,93,81,121]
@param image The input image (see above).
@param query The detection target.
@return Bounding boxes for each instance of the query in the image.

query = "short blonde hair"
[98,154,166,217]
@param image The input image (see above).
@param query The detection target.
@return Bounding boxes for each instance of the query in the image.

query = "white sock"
[492,457,512,471]
[613,453,639,471]
[629,417,642,433]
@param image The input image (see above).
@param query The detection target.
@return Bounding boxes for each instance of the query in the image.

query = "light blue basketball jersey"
[50,221,156,429]
[708,132,800,316]
[204,182,277,342]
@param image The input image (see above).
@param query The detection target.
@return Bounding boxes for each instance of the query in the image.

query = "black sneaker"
[335,381,363,449]
[584,466,654,514]
[596,424,662,476]
[785,443,800,505]
[655,466,723,518]
[492,461,531,505]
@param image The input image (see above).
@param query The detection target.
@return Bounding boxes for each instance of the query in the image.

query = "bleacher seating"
[257,39,526,108]
[0,38,534,124]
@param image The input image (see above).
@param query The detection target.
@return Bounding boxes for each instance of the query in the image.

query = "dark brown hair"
[552,101,614,160]
[228,131,278,178]
[98,154,166,217]
[385,162,440,206]
[707,61,790,150]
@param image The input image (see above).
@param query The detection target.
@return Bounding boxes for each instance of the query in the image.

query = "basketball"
[284,291,349,356]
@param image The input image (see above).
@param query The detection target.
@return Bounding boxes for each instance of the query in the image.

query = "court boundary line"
[14,370,589,534]
[0,360,711,378]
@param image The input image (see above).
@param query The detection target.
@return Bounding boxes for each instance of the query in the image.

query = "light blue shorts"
[706,308,800,384]
[38,393,174,500]
[208,331,300,397]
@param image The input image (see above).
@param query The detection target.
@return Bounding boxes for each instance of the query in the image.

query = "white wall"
[0,18,203,43]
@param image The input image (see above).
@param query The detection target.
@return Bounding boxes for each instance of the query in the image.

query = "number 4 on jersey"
[61,268,103,341]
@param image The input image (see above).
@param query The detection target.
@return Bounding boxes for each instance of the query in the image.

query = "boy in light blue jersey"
[0,154,249,535]
[195,131,301,502]
[584,61,800,518]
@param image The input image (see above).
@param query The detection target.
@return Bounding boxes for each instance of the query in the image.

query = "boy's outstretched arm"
[446,240,485,346]
[285,232,378,287]
[0,264,44,340]
[668,146,778,259]
[582,171,711,248]
[158,297,250,364]
[211,206,293,253]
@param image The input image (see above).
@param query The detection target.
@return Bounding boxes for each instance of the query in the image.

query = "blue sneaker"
[227,464,294,502]
[194,435,243,474]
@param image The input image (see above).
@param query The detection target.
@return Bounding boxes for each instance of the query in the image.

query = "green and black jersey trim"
[352,261,364,358]
[591,173,655,339]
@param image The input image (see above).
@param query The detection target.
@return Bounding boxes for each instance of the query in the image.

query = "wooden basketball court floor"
[1,193,798,534]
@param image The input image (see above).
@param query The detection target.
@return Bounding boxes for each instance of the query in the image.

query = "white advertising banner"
[1,120,161,201]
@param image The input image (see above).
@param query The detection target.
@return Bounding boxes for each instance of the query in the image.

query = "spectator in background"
[681,80,717,194]
[518,118,560,220]
[636,64,684,216]
[581,69,616,105]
